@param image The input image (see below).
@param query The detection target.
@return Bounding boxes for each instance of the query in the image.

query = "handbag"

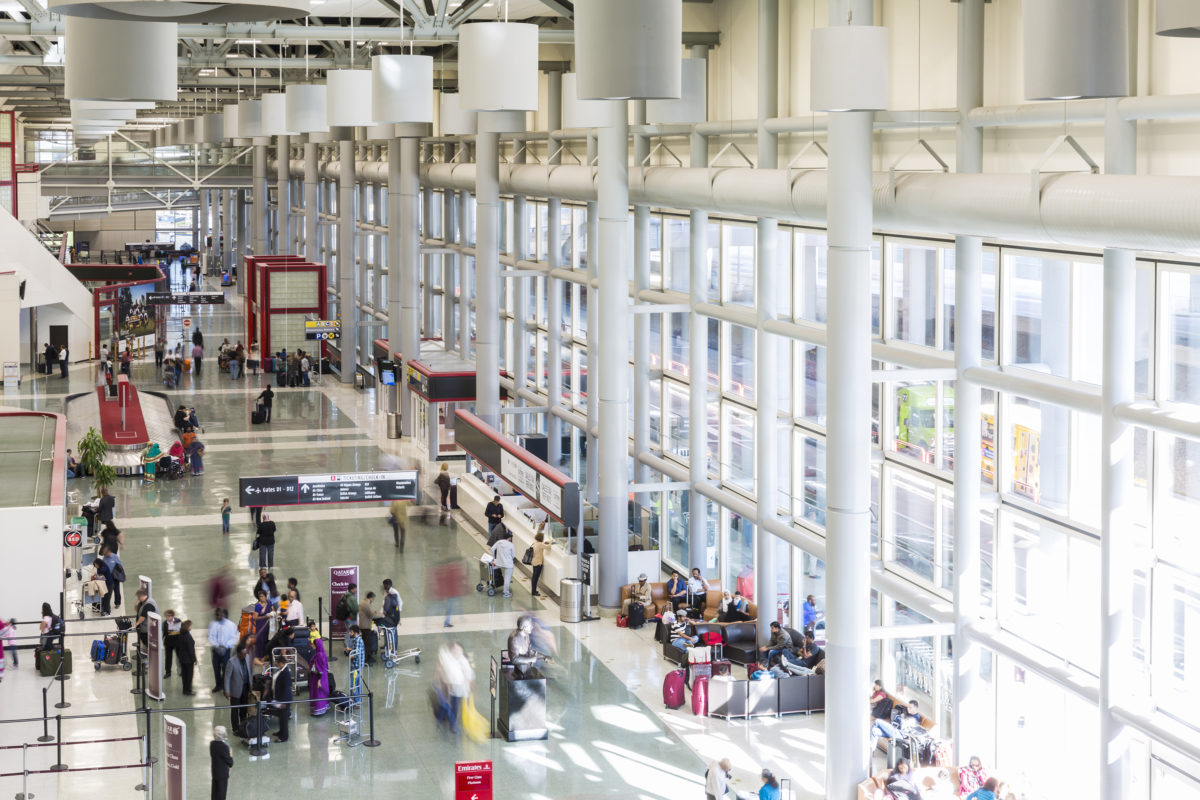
[687,645,712,664]
[521,546,534,565]
[251,535,260,551]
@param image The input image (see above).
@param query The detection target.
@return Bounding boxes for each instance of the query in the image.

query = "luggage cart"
[334,644,365,747]
[476,556,500,597]
[377,625,420,669]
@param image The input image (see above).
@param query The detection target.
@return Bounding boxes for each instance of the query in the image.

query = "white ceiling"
[305,0,561,21]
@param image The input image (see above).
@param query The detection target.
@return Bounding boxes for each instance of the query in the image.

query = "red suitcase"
[692,676,709,716]
[712,659,733,677]
[663,669,687,709]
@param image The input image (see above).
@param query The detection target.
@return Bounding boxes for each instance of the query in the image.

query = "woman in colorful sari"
[252,590,272,663]
[308,637,331,715]
[141,443,161,483]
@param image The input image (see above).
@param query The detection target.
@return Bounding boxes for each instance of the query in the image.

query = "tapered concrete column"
[688,128,710,574]
[585,131,600,505]
[512,142,530,426]
[1100,98,1136,800]
[200,189,210,270]
[442,143,458,352]
[458,177,475,360]
[632,100,652,498]
[474,129,501,428]
[338,136,357,384]
[235,190,247,296]
[399,137,421,434]
[387,137,403,414]
[546,71,565,469]
[952,0,985,767]
[276,134,290,253]
[303,141,318,259]
[253,141,268,256]
[222,189,232,272]
[597,99,630,608]
[824,1,875,796]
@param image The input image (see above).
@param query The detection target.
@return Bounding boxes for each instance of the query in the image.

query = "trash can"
[386,412,401,439]
[559,578,583,623]
[354,371,364,389]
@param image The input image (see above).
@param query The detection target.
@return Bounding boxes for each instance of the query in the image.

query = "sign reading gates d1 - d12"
[238,475,301,507]
[298,471,418,504]
[145,292,225,306]
[305,319,341,340]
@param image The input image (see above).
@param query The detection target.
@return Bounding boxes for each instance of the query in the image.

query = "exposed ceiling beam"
[535,0,573,19]
[447,0,490,29]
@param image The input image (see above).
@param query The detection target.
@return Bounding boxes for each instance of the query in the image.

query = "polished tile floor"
[1,268,833,799]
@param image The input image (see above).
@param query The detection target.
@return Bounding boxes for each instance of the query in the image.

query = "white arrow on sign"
[246,486,258,494]
[301,484,311,493]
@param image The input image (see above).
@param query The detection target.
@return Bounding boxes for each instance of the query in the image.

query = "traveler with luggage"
[357,592,378,664]
[435,463,453,520]
[133,590,157,665]
[885,759,922,800]
[39,603,64,651]
[255,386,274,422]
[223,641,253,736]
[265,652,293,742]
[484,494,505,537]
[622,574,652,617]
[380,579,403,627]
[666,571,687,611]
[248,342,260,375]
[491,532,515,598]
[758,621,794,667]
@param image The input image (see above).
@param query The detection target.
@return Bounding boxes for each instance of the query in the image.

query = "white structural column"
[952,0,985,764]
[754,0,780,643]
[387,136,403,414]
[459,162,475,360]
[688,124,710,573]
[235,190,246,295]
[304,140,318,259]
[824,1,876,796]
[442,143,457,352]
[201,189,210,269]
[276,134,290,253]
[632,100,652,499]
[597,99,631,608]
[475,128,501,427]
[512,144,530,425]
[1100,98,1136,800]
[222,188,232,273]
[546,73,565,468]
[585,133,600,504]
[399,136,421,433]
[253,141,268,256]
[338,136,357,383]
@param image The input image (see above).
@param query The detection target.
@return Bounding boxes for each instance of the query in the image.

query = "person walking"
[530,528,553,597]
[704,758,735,800]
[177,620,197,695]
[256,514,276,569]
[154,339,165,368]
[209,726,233,800]
[220,499,231,535]
[248,342,260,375]
[192,341,204,377]
[491,531,516,598]
[163,609,181,678]
[207,609,237,692]
[388,499,408,552]
[435,463,453,522]
[255,385,274,422]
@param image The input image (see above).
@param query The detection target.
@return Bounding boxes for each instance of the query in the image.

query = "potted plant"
[77,426,117,491]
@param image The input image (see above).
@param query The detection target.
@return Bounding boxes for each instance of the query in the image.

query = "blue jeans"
[258,543,274,568]
[871,720,901,750]
[671,636,698,651]
[766,648,788,665]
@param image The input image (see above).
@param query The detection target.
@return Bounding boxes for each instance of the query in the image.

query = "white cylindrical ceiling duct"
[260,92,293,136]
[285,83,327,134]
[64,17,177,101]
[810,26,889,111]
[237,98,263,137]
[1024,0,1128,99]
[574,0,681,100]
[371,54,434,123]
[184,118,200,144]
[326,70,375,127]
[1158,0,1200,36]
[366,123,395,140]
[49,0,309,23]
[202,113,224,143]
[439,92,477,135]
[561,72,609,129]
[222,103,240,139]
[646,58,707,124]
[458,22,539,111]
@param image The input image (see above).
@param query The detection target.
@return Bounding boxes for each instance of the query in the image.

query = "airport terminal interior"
[2,1,1200,798]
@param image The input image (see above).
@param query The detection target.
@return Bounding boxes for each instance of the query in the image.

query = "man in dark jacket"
[266,653,293,742]
[177,620,197,695]
[256,515,276,569]
[210,726,233,800]
[255,385,274,422]
[223,642,252,736]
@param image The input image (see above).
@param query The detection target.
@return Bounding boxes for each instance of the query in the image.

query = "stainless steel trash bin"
[386,412,401,439]
[559,578,583,623]
[354,371,365,389]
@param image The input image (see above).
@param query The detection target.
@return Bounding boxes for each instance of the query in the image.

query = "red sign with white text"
[455,760,493,800]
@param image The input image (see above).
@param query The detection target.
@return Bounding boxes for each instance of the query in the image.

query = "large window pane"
[722,403,754,492]
[890,242,938,347]
[723,323,755,402]
[721,222,755,306]
[1163,268,1200,404]
[887,470,937,584]
[665,216,690,293]
[725,511,755,597]
[665,380,689,459]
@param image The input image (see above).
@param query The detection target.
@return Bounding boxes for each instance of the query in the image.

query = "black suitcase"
[627,602,646,630]
[276,370,286,387]
[887,736,912,768]
[251,406,266,424]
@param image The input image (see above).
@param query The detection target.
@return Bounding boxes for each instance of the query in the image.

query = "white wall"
[3,504,66,629]
[0,272,19,374]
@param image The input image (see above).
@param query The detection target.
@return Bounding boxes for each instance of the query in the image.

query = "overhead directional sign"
[305,319,341,340]
[239,470,419,507]
[146,292,226,306]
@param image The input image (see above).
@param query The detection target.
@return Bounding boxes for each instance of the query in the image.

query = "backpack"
[335,593,353,621]
[49,615,65,635]
[110,560,127,583]
[383,592,401,625]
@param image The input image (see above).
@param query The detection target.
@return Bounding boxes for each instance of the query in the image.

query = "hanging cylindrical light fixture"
[285,84,328,134]
[458,22,539,112]
[326,70,375,127]
[1024,0,1128,99]
[202,113,225,143]
[49,0,309,24]
[438,92,476,136]
[238,98,264,137]
[261,92,294,136]
[574,0,681,100]
[223,103,240,140]
[64,17,177,101]
[1158,0,1200,37]
[561,73,609,129]
[646,58,707,124]
[371,54,434,123]
[810,26,890,111]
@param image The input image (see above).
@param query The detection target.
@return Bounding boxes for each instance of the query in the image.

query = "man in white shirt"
[491,531,516,598]
[300,353,311,386]
[704,757,734,800]
[207,608,239,693]
[58,345,68,378]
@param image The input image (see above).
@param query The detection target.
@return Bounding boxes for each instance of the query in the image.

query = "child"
[220,499,231,534]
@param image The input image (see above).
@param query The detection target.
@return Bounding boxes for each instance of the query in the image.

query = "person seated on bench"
[758,621,793,667]
[686,567,709,614]
[670,610,699,652]
[666,571,687,611]
[622,574,652,616]
[870,698,925,752]
[717,590,752,622]
[885,759,922,800]
[798,630,823,668]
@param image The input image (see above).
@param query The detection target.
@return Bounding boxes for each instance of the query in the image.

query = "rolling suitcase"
[663,669,687,709]
[38,648,72,677]
[887,736,911,769]
[691,676,709,716]
[251,405,266,425]
[627,602,646,630]
[262,356,274,373]
[276,369,287,387]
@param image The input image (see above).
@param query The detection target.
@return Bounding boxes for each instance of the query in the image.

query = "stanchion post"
[50,715,66,771]
[38,686,54,742]
[363,691,380,747]
[55,657,70,708]
[17,742,34,800]
[248,698,266,757]
[144,705,156,768]
[135,732,149,792]
[327,610,338,662]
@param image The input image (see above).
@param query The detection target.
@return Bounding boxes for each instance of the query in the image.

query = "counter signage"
[500,450,540,501]
[581,553,593,587]
[407,364,432,398]
[145,292,225,306]
[163,715,186,800]
[489,656,498,699]
[455,761,493,800]
[329,565,359,638]
[537,474,562,518]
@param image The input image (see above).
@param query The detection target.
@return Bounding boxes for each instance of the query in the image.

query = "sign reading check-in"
[239,471,419,507]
